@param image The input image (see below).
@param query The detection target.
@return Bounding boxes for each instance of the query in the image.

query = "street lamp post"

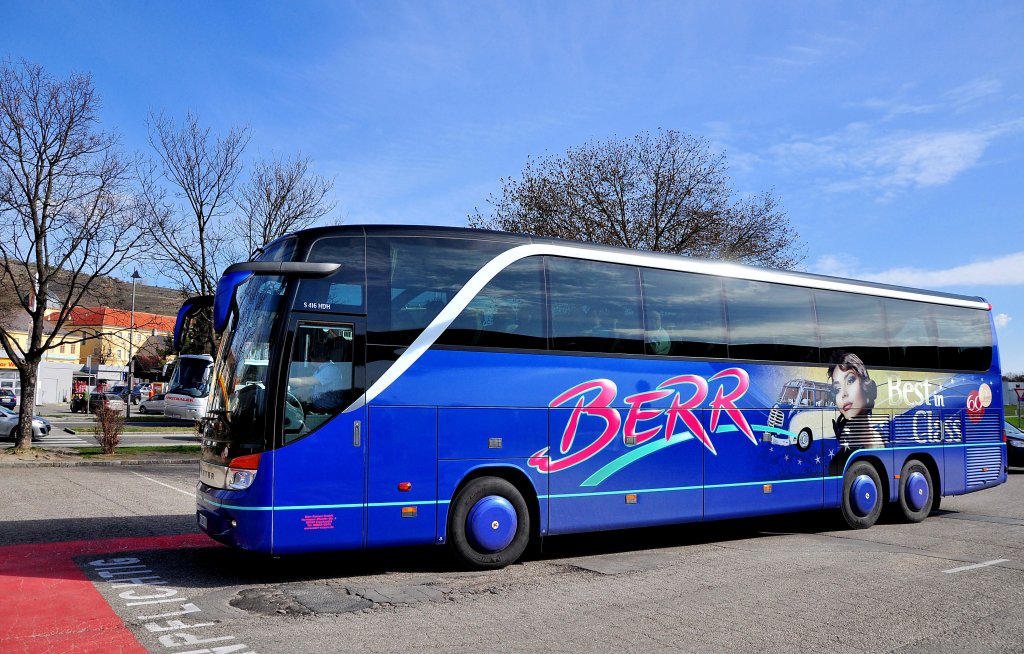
[126,269,141,419]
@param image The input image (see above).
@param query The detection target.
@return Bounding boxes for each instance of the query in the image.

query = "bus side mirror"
[173,296,213,351]
[212,261,343,335]
[213,270,255,334]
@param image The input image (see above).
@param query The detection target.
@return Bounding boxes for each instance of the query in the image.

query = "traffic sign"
[1015,386,1024,402]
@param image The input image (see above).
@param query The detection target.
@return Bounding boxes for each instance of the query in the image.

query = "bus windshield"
[167,358,212,398]
[201,275,289,463]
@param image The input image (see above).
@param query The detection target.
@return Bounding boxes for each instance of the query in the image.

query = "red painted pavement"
[0,534,216,654]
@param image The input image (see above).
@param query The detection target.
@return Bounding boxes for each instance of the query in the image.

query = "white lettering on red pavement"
[89,556,255,654]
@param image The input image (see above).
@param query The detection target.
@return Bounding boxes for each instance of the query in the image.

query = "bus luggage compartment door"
[366,407,438,548]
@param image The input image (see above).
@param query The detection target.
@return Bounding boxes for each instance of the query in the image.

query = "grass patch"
[77,445,201,457]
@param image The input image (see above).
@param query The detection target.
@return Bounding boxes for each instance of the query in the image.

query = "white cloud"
[946,78,1002,110]
[872,131,989,188]
[771,122,1022,197]
[808,252,1024,288]
[809,253,860,278]
[995,313,1012,329]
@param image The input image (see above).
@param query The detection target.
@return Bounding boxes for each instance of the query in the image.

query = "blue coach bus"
[186,226,1006,568]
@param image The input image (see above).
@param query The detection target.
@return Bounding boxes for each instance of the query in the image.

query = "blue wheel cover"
[466,495,517,553]
[906,471,929,512]
[850,474,878,517]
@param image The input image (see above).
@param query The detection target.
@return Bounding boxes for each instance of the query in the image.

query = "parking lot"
[1,463,1023,653]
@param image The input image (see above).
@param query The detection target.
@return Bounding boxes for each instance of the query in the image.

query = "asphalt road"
[1,465,1023,653]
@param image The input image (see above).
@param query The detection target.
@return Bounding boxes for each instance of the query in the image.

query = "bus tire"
[796,428,813,451]
[897,459,933,523]
[841,460,883,529]
[449,477,530,570]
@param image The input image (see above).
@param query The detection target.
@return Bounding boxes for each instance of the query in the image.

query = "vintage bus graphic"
[765,379,838,451]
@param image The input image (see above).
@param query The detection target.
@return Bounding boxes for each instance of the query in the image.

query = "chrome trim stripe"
[344,243,989,413]
[199,498,453,511]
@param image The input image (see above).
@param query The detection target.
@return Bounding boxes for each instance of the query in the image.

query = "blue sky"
[3,1,1023,372]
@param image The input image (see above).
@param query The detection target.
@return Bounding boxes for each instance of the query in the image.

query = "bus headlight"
[227,469,257,490]
[225,453,261,490]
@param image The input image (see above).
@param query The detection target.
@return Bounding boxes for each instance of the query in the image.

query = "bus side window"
[547,257,643,355]
[884,299,938,369]
[366,236,512,347]
[815,290,889,367]
[933,304,992,372]
[724,279,818,364]
[437,257,547,350]
[640,268,727,359]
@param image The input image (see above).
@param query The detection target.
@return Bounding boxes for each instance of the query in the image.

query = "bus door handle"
[353,420,361,447]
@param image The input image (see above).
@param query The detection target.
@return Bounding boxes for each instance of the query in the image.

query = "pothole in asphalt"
[230,584,372,615]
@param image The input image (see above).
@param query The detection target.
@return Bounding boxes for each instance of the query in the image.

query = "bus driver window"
[284,324,355,441]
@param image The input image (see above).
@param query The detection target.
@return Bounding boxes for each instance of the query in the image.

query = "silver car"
[0,406,51,441]
[138,393,166,415]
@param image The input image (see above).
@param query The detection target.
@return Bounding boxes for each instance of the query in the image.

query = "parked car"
[1007,420,1024,467]
[0,406,50,441]
[138,393,166,415]
[131,383,151,404]
[0,389,16,410]
[88,393,127,413]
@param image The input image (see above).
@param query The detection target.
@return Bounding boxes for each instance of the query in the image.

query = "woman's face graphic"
[832,367,867,420]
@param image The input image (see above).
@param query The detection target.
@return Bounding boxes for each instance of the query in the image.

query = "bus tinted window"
[724,279,818,363]
[640,269,727,358]
[933,305,992,371]
[283,323,357,444]
[255,236,297,262]
[437,257,547,350]
[298,236,366,312]
[814,290,889,367]
[884,299,938,369]
[548,257,643,355]
[366,237,511,346]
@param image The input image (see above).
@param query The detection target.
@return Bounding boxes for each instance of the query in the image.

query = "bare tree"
[234,154,336,257]
[143,112,250,352]
[470,130,804,269]
[0,60,148,451]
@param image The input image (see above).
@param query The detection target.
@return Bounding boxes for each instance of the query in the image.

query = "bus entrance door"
[273,316,367,553]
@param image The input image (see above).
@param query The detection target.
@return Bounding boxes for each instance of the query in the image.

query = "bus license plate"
[197,512,208,530]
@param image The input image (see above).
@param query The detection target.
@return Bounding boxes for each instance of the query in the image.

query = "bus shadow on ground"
[142,509,852,590]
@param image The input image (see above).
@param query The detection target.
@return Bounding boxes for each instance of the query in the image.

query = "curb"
[0,458,199,468]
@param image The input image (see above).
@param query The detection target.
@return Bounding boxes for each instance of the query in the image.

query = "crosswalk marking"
[36,432,92,446]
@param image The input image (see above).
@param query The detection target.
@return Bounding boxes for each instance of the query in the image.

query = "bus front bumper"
[196,489,273,553]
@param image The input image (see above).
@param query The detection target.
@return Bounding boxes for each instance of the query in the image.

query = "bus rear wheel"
[897,459,933,523]
[449,477,530,570]
[841,461,883,529]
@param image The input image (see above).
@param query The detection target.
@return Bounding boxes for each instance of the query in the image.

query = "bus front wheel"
[841,461,883,529]
[897,459,933,523]
[449,477,530,570]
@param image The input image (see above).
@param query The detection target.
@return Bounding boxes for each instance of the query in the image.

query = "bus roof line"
[342,243,989,413]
